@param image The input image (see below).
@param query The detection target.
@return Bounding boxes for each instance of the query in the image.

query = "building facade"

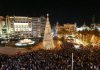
[63,23,76,33]
[56,23,76,34]
[32,16,46,37]
[6,16,32,35]
[0,16,7,38]
[0,16,46,38]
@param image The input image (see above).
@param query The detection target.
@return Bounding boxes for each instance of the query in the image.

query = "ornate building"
[56,22,77,34]
[63,23,76,33]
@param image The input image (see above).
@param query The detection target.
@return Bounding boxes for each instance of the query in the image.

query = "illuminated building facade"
[0,16,8,38]
[0,16,46,38]
[56,22,63,32]
[32,17,46,37]
[56,23,76,33]
[6,16,33,38]
[63,23,76,33]
[6,16,32,35]
[55,22,77,38]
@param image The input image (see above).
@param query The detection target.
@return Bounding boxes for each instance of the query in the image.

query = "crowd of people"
[0,43,100,70]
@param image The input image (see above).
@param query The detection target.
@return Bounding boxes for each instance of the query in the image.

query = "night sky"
[0,0,100,26]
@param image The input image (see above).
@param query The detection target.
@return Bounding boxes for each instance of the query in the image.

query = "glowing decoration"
[57,40,62,47]
[90,35,97,46]
[43,14,55,50]
[74,45,80,49]
[15,39,35,47]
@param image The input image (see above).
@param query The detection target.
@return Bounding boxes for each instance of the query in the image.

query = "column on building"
[0,16,3,36]
[6,16,11,37]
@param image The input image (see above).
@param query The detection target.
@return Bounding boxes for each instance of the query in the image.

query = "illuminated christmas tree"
[43,14,55,50]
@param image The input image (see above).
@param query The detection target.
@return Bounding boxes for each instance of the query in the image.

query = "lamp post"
[71,53,74,70]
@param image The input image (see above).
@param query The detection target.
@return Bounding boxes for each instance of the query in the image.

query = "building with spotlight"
[0,16,46,38]
[63,23,77,33]
[56,22,77,34]
[55,22,77,38]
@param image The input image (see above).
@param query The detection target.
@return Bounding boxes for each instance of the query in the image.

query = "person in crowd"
[0,43,100,70]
